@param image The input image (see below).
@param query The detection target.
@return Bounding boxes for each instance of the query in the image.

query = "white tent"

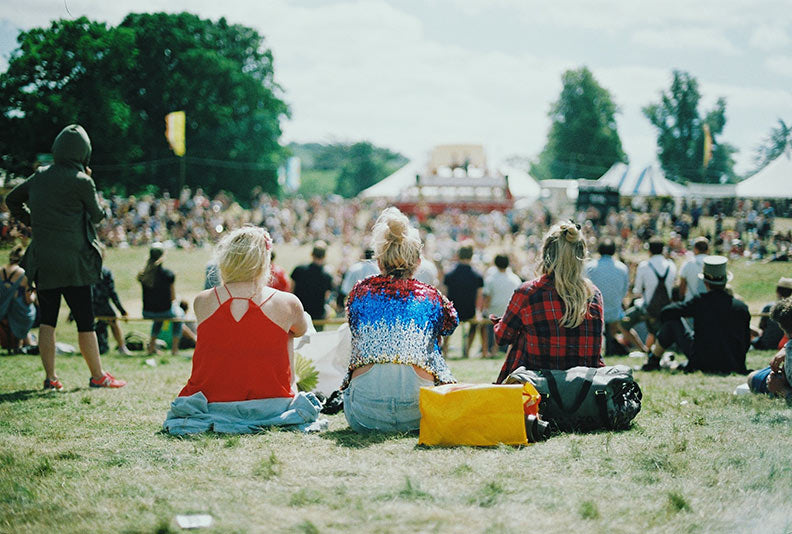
[359,161,540,201]
[501,166,541,199]
[597,163,686,197]
[735,151,792,198]
[358,162,422,199]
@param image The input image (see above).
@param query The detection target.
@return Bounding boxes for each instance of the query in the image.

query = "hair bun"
[561,222,580,243]
[387,218,407,244]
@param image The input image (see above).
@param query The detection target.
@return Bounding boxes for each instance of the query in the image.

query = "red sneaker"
[89,372,126,388]
[43,377,64,391]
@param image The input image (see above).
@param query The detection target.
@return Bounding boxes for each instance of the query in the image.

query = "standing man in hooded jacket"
[5,124,126,390]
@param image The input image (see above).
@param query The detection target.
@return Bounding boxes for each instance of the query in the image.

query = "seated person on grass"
[163,226,324,435]
[747,297,792,404]
[751,277,792,350]
[641,255,750,374]
[494,221,604,384]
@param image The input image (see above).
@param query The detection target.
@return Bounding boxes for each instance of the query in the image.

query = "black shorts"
[37,286,95,332]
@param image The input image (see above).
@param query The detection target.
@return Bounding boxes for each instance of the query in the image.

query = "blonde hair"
[540,221,594,328]
[215,225,272,286]
[371,207,422,278]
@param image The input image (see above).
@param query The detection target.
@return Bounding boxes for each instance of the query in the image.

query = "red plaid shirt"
[494,274,604,383]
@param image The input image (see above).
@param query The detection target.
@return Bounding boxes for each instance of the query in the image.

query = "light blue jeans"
[343,363,434,433]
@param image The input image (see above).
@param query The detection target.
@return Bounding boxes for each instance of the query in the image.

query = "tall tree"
[531,66,626,181]
[643,70,736,184]
[0,13,289,199]
[753,119,792,173]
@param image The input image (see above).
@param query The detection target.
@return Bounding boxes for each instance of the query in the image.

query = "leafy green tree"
[0,13,288,200]
[531,66,626,181]
[334,142,386,198]
[753,119,791,173]
[643,70,736,183]
[0,18,138,177]
[287,142,406,198]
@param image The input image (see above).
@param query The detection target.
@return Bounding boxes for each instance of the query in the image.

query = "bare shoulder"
[271,290,304,314]
[194,288,220,323]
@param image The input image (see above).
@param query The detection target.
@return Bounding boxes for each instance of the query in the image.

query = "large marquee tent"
[735,151,792,199]
[597,162,687,197]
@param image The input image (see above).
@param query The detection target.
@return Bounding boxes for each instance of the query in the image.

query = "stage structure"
[360,144,540,215]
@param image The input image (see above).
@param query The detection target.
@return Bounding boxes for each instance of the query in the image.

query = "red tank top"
[178,286,294,402]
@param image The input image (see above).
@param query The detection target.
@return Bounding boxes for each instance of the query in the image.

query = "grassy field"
[1,245,792,533]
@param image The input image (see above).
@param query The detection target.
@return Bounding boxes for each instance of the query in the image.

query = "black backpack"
[645,263,671,318]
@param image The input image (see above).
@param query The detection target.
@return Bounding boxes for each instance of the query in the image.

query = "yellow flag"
[702,123,712,168]
[165,111,186,157]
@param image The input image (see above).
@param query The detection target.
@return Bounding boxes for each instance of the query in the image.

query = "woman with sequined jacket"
[342,207,458,433]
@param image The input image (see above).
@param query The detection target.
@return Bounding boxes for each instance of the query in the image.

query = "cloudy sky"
[2,0,791,175]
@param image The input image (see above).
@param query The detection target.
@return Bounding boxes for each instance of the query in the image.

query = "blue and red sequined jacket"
[342,275,458,389]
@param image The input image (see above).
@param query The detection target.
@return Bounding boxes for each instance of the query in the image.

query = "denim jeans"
[143,304,184,341]
[343,363,434,433]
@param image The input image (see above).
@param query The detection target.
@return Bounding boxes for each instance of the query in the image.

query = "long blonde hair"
[371,207,422,279]
[540,221,594,328]
[215,225,273,287]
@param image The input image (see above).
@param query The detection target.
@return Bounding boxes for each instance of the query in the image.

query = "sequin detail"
[342,276,458,389]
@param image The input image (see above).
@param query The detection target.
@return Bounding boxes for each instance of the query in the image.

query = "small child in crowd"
[747,296,792,404]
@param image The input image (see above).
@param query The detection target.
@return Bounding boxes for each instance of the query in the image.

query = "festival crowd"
[2,124,791,437]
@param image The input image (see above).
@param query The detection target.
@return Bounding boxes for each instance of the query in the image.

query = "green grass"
[2,246,792,532]
[2,351,791,532]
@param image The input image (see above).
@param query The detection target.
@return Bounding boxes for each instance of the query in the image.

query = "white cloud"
[1,0,791,176]
[749,24,790,51]
[631,27,741,56]
[765,55,792,77]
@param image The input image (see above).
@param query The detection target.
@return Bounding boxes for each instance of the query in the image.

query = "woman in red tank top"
[178,226,310,403]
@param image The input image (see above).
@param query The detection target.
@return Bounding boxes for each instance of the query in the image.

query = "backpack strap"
[594,389,613,430]
[542,368,597,414]
[647,262,669,283]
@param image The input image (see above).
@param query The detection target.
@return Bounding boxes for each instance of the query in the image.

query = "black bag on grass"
[504,365,642,432]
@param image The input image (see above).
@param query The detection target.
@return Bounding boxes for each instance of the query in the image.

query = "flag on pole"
[702,123,712,167]
[165,111,186,157]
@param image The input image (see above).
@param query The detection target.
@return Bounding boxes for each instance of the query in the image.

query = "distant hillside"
[287,142,408,197]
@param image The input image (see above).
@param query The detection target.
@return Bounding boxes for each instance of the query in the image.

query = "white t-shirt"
[483,268,522,316]
[633,255,676,303]
[679,254,707,301]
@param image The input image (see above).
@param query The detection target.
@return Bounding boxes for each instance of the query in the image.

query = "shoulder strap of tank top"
[213,286,221,305]
[258,287,277,308]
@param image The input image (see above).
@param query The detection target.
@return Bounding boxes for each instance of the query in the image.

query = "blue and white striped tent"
[597,163,686,197]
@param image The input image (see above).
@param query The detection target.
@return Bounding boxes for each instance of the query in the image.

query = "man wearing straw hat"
[642,255,750,374]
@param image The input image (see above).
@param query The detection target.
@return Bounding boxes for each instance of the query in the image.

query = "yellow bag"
[418,382,541,447]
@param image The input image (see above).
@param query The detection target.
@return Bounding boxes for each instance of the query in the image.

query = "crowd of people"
[2,124,791,437]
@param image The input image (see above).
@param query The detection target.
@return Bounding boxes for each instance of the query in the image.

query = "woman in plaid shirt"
[493,221,604,383]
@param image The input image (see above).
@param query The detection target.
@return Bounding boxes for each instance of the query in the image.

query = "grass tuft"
[396,477,432,501]
[579,500,600,520]
[33,458,54,477]
[289,488,323,507]
[470,481,504,508]
[667,491,692,513]
[253,451,281,480]
[294,520,320,534]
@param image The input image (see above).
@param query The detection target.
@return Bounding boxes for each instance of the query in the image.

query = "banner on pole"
[165,111,186,157]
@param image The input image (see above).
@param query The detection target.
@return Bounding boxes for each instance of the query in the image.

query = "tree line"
[1,14,788,198]
[531,66,790,184]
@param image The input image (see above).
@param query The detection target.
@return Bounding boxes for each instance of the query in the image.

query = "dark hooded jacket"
[5,125,105,290]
